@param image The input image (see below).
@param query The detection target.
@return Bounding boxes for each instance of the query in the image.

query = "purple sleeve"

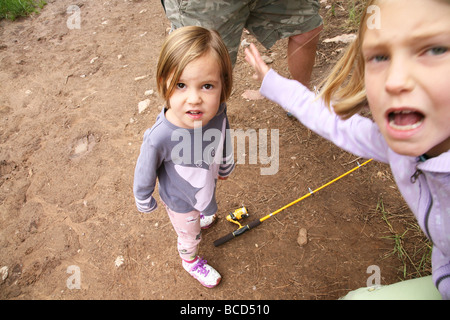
[133,130,160,213]
[260,69,390,164]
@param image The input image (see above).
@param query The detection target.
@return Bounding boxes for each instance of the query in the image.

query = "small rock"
[0,266,8,282]
[115,256,125,268]
[138,99,150,113]
[323,34,356,44]
[297,228,308,246]
[261,55,273,64]
[134,75,149,81]
[240,39,251,48]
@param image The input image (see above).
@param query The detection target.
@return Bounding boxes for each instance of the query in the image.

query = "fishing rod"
[214,158,373,247]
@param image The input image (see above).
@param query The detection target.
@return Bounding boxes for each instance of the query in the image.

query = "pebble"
[144,89,154,96]
[0,266,8,282]
[115,256,125,268]
[261,55,273,64]
[297,228,308,246]
[240,39,251,47]
[134,75,149,81]
[323,34,356,44]
[138,99,150,113]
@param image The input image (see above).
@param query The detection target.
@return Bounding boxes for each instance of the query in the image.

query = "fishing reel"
[226,206,249,228]
[214,205,260,247]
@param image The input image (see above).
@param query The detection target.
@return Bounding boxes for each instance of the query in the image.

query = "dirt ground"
[0,0,429,300]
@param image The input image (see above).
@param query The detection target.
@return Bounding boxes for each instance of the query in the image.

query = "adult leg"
[288,25,323,88]
[246,0,323,87]
[162,0,249,66]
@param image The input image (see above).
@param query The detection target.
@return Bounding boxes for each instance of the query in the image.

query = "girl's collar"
[418,154,430,162]
[415,150,450,173]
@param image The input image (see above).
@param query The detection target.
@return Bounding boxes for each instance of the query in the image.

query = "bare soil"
[0,0,429,300]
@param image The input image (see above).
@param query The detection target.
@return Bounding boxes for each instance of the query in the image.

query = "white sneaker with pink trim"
[200,213,217,229]
[182,256,221,288]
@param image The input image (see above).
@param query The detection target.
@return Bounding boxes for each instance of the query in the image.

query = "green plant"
[0,0,46,21]
[376,197,432,280]
[346,0,367,31]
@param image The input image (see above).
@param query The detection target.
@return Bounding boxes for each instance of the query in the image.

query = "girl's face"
[165,51,222,129]
[363,0,450,157]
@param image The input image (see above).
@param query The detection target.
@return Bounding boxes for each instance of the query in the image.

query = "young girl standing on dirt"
[245,0,450,299]
[133,26,235,288]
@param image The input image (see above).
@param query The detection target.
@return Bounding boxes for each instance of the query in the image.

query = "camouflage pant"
[162,0,322,65]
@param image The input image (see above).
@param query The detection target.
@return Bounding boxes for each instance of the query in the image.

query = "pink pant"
[163,203,201,261]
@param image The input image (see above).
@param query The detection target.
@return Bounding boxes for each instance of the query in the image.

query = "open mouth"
[186,110,204,121]
[187,110,203,116]
[387,110,424,131]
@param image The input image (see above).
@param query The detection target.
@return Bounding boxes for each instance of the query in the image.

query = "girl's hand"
[244,43,270,82]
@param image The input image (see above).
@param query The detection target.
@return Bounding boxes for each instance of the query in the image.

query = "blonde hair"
[319,0,450,119]
[156,26,233,105]
[318,0,377,119]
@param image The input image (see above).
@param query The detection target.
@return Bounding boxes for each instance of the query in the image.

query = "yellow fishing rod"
[214,158,373,247]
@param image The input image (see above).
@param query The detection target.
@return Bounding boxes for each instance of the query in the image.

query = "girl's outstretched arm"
[245,54,389,163]
[244,43,270,82]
